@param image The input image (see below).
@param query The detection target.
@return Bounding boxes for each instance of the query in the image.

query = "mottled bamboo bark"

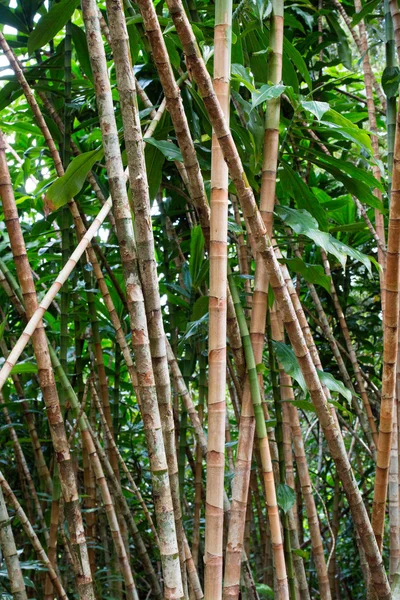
[81,2,183,596]
[204,0,232,595]
[0,484,27,600]
[223,2,283,596]
[0,471,69,600]
[0,130,95,600]
[372,100,400,550]
[105,0,187,586]
[162,6,390,595]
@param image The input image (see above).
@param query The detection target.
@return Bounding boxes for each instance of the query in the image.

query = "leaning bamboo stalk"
[228,269,289,600]
[0,483,28,600]
[0,470,69,600]
[81,2,183,596]
[105,1,188,587]
[0,194,111,391]
[0,131,96,600]
[204,0,232,595]
[371,100,400,550]
[160,6,391,595]
[270,309,331,599]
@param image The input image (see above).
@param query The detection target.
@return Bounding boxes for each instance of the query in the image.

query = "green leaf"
[289,400,316,413]
[276,483,296,513]
[28,0,80,55]
[321,110,372,153]
[327,14,352,70]
[281,258,331,293]
[272,341,306,393]
[10,363,38,375]
[145,143,164,202]
[251,84,286,110]
[301,100,330,121]
[281,163,328,230]
[0,315,7,343]
[189,225,205,284]
[231,64,256,93]
[144,138,183,162]
[0,5,29,33]
[70,23,93,81]
[255,584,274,599]
[283,36,312,90]
[351,0,380,26]
[317,370,352,403]
[45,147,104,210]
[382,66,400,98]
[276,206,373,273]
[191,296,209,321]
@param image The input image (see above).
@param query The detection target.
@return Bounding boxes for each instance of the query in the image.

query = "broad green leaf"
[251,84,286,110]
[320,110,373,153]
[191,296,209,321]
[11,363,38,375]
[145,143,164,202]
[144,138,183,162]
[0,5,29,33]
[382,66,400,98]
[317,370,352,403]
[190,225,205,284]
[281,163,328,230]
[272,341,307,393]
[231,64,256,92]
[275,206,373,273]
[280,258,331,293]
[70,23,93,81]
[45,147,104,210]
[276,483,296,513]
[283,37,312,90]
[301,100,330,121]
[289,400,316,413]
[255,584,274,599]
[28,0,80,54]
[351,0,380,26]
[327,14,352,70]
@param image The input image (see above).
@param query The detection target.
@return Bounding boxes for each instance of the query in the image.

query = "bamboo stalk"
[0,130,96,600]
[228,268,289,599]
[0,484,28,600]
[160,6,391,594]
[81,2,183,595]
[371,99,400,551]
[0,470,69,600]
[204,0,232,595]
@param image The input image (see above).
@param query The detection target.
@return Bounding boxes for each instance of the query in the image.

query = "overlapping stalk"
[0,130,96,600]
[80,1,183,595]
[159,4,391,594]
[203,0,232,596]
[0,484,28,600]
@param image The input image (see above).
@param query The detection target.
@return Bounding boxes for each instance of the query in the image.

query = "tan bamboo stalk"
[91,381,158,542]
[81,3,183,596]
[0,470,69,600]
[224,1,283,594]
[203,0,232,594]
[82,447,97,576]
[162,5,391,595]
[391,0,400,62]
[389,396,400,582]
[105,1,188,586]
[0,392,49,542]
[228,269,289,600]
[270,309,331,599]
[0,132,96,600]
[371,100,400,550]
[192,352,206,568]
[0,484,28,600]
[331,0,386,110]
[231,196,251,307]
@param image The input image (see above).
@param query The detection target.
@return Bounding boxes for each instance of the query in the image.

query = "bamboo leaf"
[251,84,286,110]
[382,66,400,98]
[351,0,380,26]
[276,483,296,514]
[189,225,205,283]
[28,0,80,54]
[70,23,93,81]
[280,258,331,293]
[317,370,352,403]
[272,341,307,393]
[301,100,330,121]
[144,138,183,162]
[45,148,104,211]
[10,363,38,375]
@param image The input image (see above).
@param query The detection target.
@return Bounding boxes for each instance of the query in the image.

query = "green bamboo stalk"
[227,267,289,599]
[266,323,296,600]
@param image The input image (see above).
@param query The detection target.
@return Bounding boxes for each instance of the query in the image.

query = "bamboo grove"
[1,0,400,598]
